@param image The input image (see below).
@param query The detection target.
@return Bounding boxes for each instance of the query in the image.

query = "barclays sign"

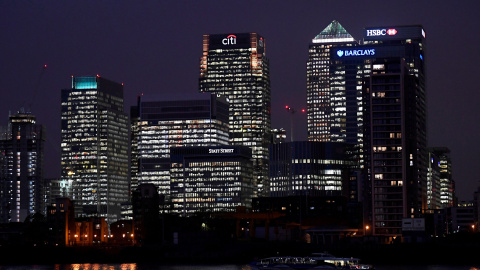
[336,48,376,58]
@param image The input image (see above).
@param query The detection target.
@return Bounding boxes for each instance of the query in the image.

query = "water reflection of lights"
[66,263,137,270]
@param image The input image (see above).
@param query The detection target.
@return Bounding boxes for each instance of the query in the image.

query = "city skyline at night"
[1,1,480,201]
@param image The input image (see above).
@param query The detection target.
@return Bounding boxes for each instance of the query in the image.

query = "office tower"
[130,97,141,197]
[363,25,426,82]
[269,141,356,198]
[427,149,442,211]
[306,21,365,208]
[358,25,427,237]
[322,24,428,237]
[131,93,230,206]
[0,111,45,223]
[305,21,366,225]
[61,76,129,224]
[363,58,425,236]
[364,25,427,237]
[199,33,271,197]
[306,20,360,143]
[170,145,253,216]
[430,147,454,208]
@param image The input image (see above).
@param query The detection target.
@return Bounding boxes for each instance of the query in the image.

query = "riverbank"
[1,239,479,266]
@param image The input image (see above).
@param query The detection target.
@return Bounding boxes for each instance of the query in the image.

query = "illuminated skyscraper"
[130,97,141,198]
[306,21,366,218]
[199,33,271,197]
[306,20,360,143]
[0,111,45,223]
[61,76,129,224]
[130,93,230,206]
[309,23,428,238]
[269,141,356,198]
[427,149,441,211]
[358,25,427,237]
[429,147,454,208]
[170,145,253,216]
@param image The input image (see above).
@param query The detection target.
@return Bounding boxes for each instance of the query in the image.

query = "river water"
[0,264,479,270]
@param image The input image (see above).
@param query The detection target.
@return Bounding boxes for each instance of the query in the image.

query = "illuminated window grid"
[199,33,271,197]
[61,77,129,224]
[169,148,253,217]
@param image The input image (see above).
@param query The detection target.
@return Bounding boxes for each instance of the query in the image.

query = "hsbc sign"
[366,28,398,37]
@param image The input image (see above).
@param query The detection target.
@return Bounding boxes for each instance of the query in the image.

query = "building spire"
[312,20,356,43]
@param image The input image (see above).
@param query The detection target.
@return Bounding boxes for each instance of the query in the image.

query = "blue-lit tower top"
[72,76,98,89]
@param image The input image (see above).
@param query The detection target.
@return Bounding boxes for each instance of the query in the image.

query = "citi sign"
[337,48,376,57]
[366,28,398,37]
[222,34,237,45]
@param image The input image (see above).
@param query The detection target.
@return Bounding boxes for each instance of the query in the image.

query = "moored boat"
[248,252,374,270]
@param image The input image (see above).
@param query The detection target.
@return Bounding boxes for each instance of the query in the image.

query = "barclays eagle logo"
[337,50,344,57]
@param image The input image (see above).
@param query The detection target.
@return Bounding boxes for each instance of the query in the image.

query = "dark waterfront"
[0,265,479,270]
[1,238,480,269]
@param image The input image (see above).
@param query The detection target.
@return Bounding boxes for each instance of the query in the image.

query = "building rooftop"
[312,20,356,44]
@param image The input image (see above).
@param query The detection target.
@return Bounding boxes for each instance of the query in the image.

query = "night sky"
[1,1,479,201]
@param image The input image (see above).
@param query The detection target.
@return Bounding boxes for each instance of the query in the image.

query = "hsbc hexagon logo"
[387,29,397,35]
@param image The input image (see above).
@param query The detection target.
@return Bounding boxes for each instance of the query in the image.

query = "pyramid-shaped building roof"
[312,20,356,44]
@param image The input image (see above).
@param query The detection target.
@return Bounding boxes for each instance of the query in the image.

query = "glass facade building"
[130,98,141,199]
[427,149,441,211]
[307,23,428,237]
[61,76,129,224]
[306,21,365,205]
[0,112,45,223]
[199,33,271,197]
[269,141,357,198]
[429,147,454,208]
[130,93,230,206]
[170,146,253,217]
[306,20,360,143]
[360,25,427,237]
